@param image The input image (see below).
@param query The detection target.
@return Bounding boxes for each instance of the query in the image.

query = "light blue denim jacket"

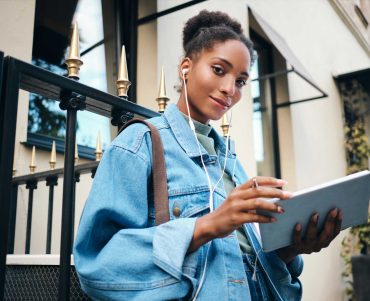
[74,104,303,300]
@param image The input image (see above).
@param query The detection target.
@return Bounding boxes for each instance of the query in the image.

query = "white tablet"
[257,170,370,252]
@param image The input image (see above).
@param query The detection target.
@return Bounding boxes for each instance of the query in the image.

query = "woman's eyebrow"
[211,57,249,77]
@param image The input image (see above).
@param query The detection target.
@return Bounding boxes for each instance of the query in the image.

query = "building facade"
[0,0,369,300]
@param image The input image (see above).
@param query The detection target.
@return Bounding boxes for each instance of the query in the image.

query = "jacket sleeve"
[73,125,199,300]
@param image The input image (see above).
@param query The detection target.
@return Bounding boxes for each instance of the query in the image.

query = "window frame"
[26,0,112,160]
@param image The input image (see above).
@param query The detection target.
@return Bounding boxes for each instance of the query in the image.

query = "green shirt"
[181,113,252,254]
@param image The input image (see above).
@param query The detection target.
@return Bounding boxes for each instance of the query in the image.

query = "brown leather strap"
[120,119,170,225]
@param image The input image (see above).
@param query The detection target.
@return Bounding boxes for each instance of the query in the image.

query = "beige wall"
[0,0,36,157]
[137,0,159,112]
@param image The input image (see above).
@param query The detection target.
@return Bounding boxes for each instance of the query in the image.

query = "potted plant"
[340,90,370,301]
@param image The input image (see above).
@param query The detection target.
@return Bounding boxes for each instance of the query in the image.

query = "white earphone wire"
[182,69,214,211]
[182,69,231,301]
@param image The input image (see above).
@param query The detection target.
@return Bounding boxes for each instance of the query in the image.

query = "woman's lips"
[209,96,231,109]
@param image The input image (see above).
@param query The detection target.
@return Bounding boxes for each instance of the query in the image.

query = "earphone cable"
[182,71,215,212]
[182,70,231,300]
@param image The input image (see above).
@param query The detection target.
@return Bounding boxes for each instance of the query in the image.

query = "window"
[250,32,278,177]
[28,0,111,158]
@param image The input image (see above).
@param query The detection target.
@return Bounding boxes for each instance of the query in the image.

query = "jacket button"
[173,206,181,217]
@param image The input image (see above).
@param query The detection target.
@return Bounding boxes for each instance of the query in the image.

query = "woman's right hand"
[188,176,293,253]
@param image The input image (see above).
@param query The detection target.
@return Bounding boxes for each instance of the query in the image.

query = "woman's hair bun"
[182,10,255,65]
[183,10,243,48]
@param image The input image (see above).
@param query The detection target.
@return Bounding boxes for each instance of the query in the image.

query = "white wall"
[245,1,370,300]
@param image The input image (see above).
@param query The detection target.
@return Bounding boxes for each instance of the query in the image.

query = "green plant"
[341,117,370,300]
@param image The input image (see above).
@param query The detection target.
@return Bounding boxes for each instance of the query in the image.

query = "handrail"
[15,57,159,118]
[12,162,99,185]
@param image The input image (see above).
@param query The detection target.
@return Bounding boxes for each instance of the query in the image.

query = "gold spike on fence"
[116,45,131,97]
[65,23,83,79]
[156,67,169,113]
[49,141,56,170]
[221,114,230,137]
[75,141,79,164]
[29,146,36,174]
[95,131,102,161]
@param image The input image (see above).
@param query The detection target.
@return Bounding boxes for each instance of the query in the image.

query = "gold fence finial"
[116,45,131,97]
[221,114,230,137]
[49,141,56,170]
[29,146,36,174]
[65,22,83,79]
[156,67,169,113]
[75,141,79,164]
[95,130,102,161]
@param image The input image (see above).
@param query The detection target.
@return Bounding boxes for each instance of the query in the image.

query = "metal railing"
[8,162,99,255]
[0,51,159,300]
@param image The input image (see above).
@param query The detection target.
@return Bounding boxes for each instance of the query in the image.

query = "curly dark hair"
[183,10,255,65]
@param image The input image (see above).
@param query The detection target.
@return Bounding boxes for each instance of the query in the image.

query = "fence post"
[46,176,58,254]
[0,57,20,300]
[7,184,18,254]
[58,91,85,301]
[25,180,38,254]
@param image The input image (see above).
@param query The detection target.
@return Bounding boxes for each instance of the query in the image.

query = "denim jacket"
[74,104,303,300]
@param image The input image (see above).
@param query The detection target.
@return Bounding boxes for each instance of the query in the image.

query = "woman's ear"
[179,57,191,80]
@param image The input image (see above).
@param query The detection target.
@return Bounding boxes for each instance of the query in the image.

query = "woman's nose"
[220,76,235,97]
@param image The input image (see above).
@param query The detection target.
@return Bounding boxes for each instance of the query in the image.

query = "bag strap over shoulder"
[120,119,170,225]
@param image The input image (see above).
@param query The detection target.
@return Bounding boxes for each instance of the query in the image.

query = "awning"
[248,7,328,108]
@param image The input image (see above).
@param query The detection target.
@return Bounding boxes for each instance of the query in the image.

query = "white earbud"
[182,68,188,77]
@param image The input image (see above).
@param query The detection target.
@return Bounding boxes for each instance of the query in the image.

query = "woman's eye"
[212,66,224,75]
[236,79,247,87]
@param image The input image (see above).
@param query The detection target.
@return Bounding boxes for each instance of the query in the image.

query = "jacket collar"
[164,104,236,159]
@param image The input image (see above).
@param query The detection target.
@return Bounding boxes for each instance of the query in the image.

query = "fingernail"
[277,206,285,213]
[313,213,319,223]
[338,210,343,220]
[276,179,288,186]
[283,191,294,198]
[331,208,338,218]
[296,224,301,231]
[271,217,277,222]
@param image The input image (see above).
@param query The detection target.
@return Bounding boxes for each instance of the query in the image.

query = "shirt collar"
[164,104,235,158]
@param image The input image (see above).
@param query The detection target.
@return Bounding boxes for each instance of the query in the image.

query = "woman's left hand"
[276,208,343,263]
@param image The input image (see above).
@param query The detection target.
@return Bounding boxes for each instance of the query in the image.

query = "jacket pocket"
[168,186,211,219]
[148,185,211,223]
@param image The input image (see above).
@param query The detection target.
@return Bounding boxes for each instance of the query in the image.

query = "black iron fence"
[8,162,100,255]
[0,51,159,300]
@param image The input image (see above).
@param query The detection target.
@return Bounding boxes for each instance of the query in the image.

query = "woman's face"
[178,39,251,124]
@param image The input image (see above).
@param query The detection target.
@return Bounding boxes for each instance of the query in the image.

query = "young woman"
[74,10,342,301]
